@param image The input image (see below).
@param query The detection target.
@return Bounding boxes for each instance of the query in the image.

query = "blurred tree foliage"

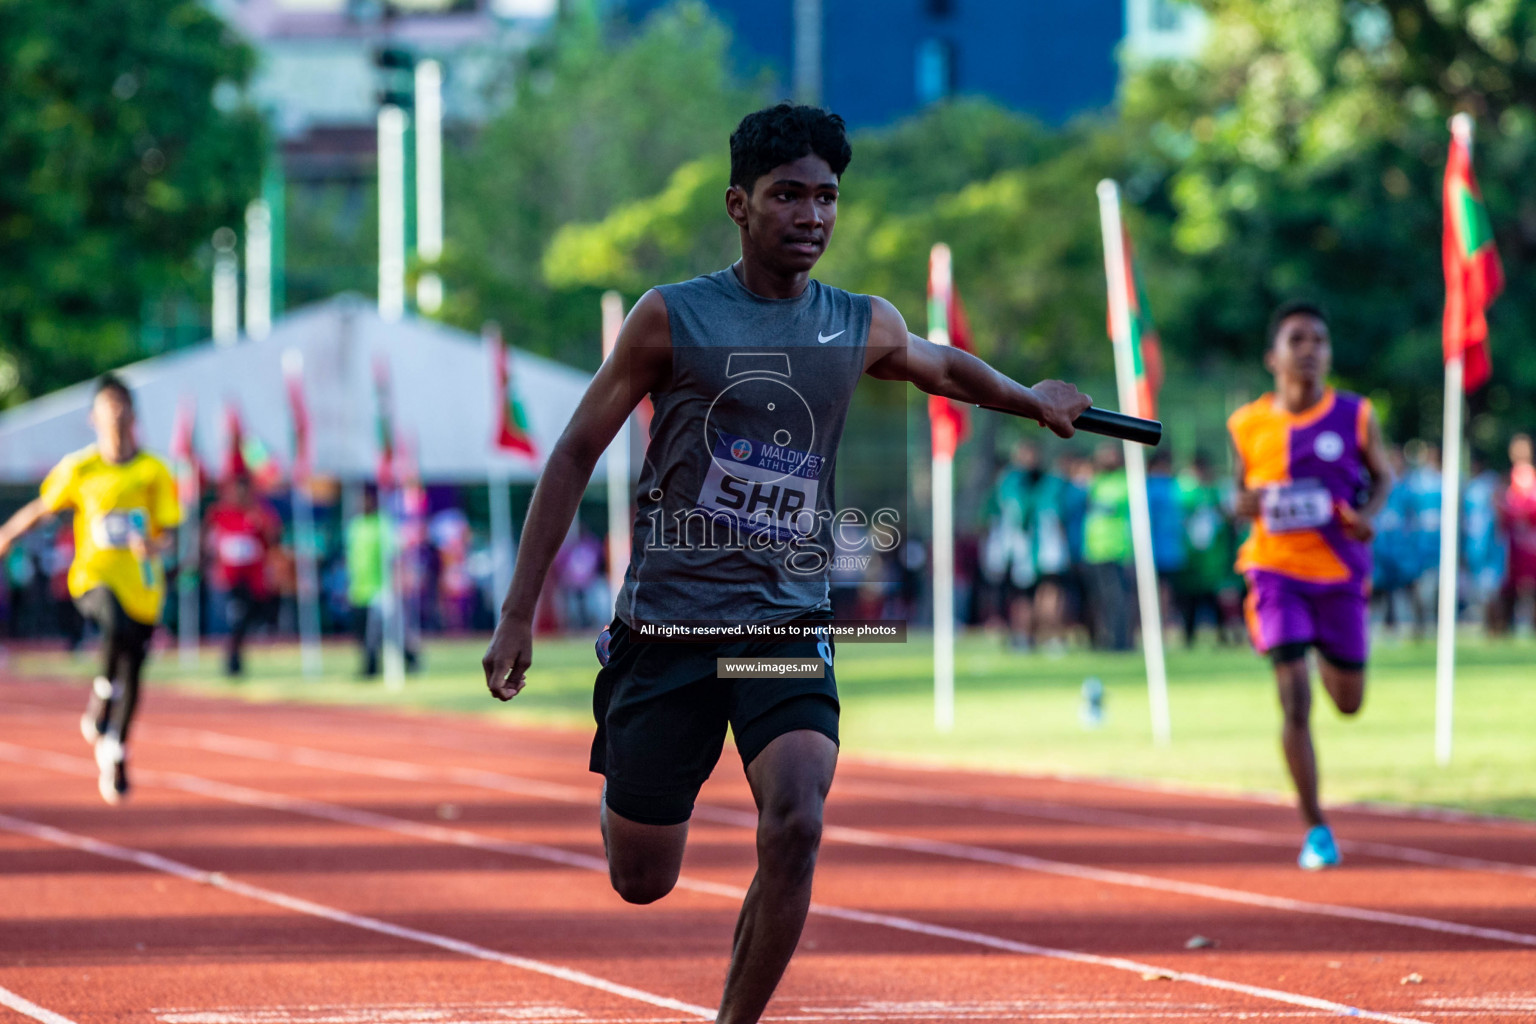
[9,0,1534,458]
[439,0,768,366]
[540,0,1536,452]
[546,101,1137,385]
[0,0,265,407]
[1123,0,1536,447]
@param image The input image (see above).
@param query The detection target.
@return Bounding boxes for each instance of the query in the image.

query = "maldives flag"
[222,405,249,483]
[1443,116,1504,393]
[168,395,202,504]
[221,405,282,490]
[283,354,312,485]
[373,355,397,487]
[927,244,974,460]
[491,326,539,459]
[1108,223,1165,419]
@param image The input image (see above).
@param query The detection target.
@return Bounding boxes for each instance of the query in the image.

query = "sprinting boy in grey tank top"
[483,103,1092,1024]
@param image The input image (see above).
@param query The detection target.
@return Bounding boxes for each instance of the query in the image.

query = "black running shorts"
[589,617,840,827]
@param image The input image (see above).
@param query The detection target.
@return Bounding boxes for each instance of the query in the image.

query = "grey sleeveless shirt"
[613,266,870,626]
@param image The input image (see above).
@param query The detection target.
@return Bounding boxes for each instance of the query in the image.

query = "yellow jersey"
[39,446,181,625]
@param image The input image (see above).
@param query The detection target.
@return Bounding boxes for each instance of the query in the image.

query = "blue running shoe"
[1298,825,1341,870]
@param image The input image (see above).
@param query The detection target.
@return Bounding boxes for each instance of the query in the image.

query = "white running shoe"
[95,733,128,805]
[81,676,114,744]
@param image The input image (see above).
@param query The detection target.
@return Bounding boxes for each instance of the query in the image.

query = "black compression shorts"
[589,616,840,827]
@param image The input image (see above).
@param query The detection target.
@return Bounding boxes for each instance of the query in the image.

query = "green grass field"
[11,630,1536,820]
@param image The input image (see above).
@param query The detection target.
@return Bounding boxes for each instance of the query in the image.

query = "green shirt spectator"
[1177,473,1234,595]
[345,510,387,607]
[1084,468,1132,565]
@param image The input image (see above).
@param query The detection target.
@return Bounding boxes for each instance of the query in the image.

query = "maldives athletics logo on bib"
[730,438,753,461]
[1314,431,1345,463]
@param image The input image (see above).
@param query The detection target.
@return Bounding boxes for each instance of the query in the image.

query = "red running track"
[2,672,1534,1023]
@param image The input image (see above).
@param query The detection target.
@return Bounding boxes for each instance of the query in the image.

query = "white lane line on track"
[143,1002,1505,1023]
[15,695,1536,842]
[150,1005,671,1024]
[136,697,1535,837]
[147,729,1536,950]
[0,812,713,1020]
[0,986,80,1024]
[0,742,1440,1024]
[145,719,1536,879]
[829,778,1536,880]
[841,751,1536,834]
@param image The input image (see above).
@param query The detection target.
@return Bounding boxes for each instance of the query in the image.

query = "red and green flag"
[168,395,202,504]
[1443,116,1504,393]
[1108,223,1165,420]
[927,244,974,460]
[492,326,539,459]
[283,352,312,486]
[222,404,249,483]
[222,404,282,491]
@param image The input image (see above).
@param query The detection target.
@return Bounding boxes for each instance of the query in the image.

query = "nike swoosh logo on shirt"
[817,330,845,344]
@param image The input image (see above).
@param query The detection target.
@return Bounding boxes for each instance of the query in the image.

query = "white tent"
[0,295,596,484]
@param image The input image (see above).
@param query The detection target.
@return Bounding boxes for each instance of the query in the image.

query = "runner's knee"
[600,797,688,905]
[608,862,680,905]
[756,799,824,876]
[1319,662,1365,716]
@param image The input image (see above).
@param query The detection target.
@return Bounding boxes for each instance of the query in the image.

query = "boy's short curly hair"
[94,372,134,407]
[729,103,852,193]
[1267,300,1331,349]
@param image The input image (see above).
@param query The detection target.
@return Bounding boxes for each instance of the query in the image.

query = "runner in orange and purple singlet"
[1228,301,1393,870]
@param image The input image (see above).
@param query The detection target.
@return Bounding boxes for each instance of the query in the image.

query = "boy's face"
[1266,314,1331,385]
[90,388,135,444]
[727,153,839,274]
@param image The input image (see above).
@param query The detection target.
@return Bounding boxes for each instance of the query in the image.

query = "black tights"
[76,588,154,744]
[224,583,259,675]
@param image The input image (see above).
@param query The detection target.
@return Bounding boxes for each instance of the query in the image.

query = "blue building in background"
[614,0,1126,128]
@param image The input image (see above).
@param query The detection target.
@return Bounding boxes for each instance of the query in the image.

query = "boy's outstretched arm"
[862,295,1091,438]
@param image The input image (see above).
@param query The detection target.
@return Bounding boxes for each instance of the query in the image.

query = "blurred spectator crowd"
[949,432,1536,653]
[4,431,1535,659]
[0,478,617,665]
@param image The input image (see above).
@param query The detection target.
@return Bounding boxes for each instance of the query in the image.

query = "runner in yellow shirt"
[0,374,180,803]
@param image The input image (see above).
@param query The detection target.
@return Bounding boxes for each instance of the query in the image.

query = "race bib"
[91,510,147,551]
[1261,481,1333,534]
[218,533,263,567]
[695,430,822,541]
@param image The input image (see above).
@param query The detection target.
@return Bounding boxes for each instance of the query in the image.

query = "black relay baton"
[978,403,1162,447]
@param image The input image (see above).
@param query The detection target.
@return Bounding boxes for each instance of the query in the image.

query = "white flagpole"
[414,60,444,315]
[374,359,406,691]
[293,483,323,677]
[1435,356,1463,765]
[489,465,513,611]
[1435,111,1476,766]
[212,227,239,346]
[282,349,323,677]
[930,243,956,733]
[244,200,272,341]
[485,326,516,609]
[177,400,201,669]
[380,494,407,691]
[601,291,630,612]
[377,105,407,323]
[1097,180,1171,746]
